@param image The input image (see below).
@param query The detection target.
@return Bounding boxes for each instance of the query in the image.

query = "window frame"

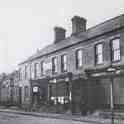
[75,49,83,69]
[110,38,121,62]
[95,43,104,65]
[19,68,22,80]
[52,56,58,74]
[34,63,39,78]
[24,65,27,80]
[29,64,32,79]
[41,61,45,76]
[61,54,67,72]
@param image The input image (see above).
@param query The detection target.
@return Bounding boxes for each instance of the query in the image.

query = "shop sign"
[107,67,116,72]
[49,77,70,83]
[33,86,38,93]
[65,77,69,82]
[91,72,107,77]
[49,79,57,83]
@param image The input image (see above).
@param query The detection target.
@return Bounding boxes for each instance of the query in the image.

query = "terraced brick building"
[18,14,124,114]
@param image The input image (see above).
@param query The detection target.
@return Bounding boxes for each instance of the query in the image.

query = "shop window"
[58,96,64,104]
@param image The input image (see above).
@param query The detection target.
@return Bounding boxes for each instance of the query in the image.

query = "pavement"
[0,106,124,123]
[0,108,113,124]
[0,112,94,124]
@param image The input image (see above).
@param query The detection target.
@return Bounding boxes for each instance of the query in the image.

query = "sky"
[0,0,124,74]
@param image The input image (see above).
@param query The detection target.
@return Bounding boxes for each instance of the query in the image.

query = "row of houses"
[0,71,20,106]
[1,14,124,114]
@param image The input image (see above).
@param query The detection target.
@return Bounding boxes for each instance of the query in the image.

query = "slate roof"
[19,14,124,65]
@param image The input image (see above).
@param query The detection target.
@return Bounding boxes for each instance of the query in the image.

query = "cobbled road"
[0,111,95,124]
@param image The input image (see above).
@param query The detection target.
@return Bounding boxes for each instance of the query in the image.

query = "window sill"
[76,66,83,70]
[112,59,120,63]
[52,72,58,75]
[95,62,104,66]
[61,70,68,73]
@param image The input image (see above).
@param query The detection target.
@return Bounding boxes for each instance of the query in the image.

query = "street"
[0,111,94,124]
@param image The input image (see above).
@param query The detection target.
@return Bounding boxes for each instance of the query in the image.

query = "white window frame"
[95,43,103,64]
[61,54,67,72]
[76,49,83,69]
[52,57,58,74]
[34,63,39,78]
[111,38,120,62]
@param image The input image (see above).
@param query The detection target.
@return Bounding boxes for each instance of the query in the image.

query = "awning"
[49,72,72,80]
[85,65,124,78]
[30,77,49,87]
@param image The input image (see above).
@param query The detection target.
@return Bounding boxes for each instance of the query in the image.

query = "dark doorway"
[19,87,22,106]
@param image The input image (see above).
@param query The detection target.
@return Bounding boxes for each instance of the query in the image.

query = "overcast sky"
[0,0,124,74]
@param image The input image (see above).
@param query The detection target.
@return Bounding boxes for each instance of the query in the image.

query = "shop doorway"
[19,87,22,106]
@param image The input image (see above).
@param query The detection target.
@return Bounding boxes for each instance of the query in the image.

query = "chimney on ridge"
[71,16,87,35]
[54,27,66,43]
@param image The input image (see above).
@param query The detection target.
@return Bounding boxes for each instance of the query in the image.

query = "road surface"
[0,111,96,124]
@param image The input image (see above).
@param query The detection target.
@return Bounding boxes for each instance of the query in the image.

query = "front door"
[19,87,22,106]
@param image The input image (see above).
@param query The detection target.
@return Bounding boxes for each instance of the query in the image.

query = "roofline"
[18,14,124,65]
[86,13,124,32]
[19,27,124,65]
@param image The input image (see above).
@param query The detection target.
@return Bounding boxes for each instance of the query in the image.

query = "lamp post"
[107,67,116,124]
[32,86,39,109]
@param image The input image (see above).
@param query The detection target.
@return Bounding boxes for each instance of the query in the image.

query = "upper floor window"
[30,64,35,79]
[111,38,120,61]
[34,63,39,78]
[29,64,32,79]
[75,49,83,69]
[52,57,57,74]
[95,43,103,64]
[25,65,27,79]
[61,54,67,72]
[41,61,45,75]
[27,65,30,79]
[19,68,22,80]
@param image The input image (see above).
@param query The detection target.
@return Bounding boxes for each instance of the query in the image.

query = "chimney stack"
[71,16,87,35]
[54,27,66,43]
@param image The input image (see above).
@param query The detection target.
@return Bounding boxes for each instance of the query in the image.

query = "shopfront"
[85,65,124,110]
[30,78,49,108]
[49,72,72,112]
